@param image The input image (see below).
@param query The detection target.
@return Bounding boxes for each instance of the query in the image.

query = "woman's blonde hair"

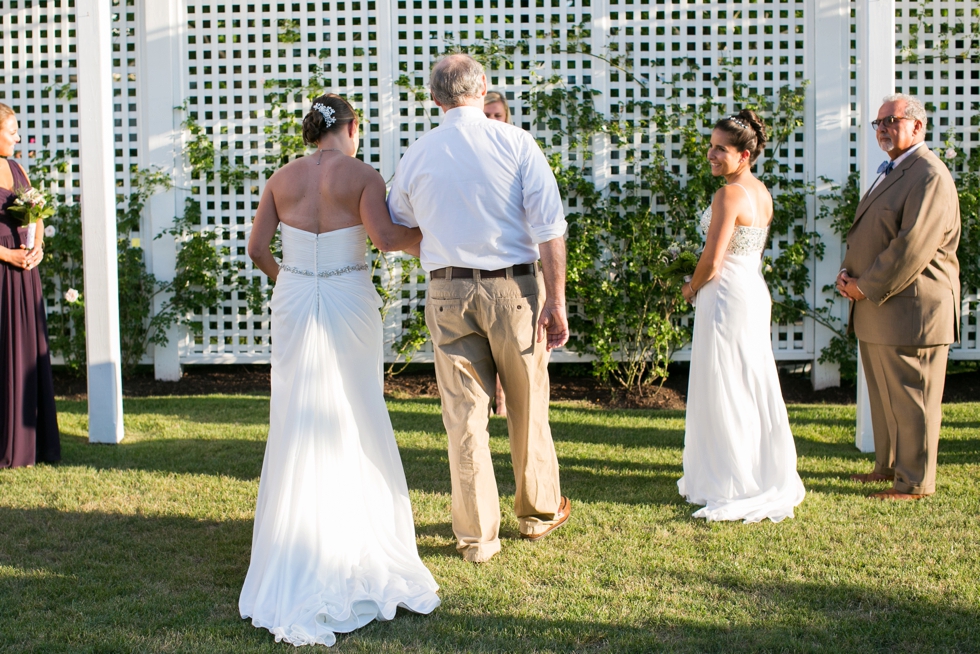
[0,103,15,124]
[484,91,511,123]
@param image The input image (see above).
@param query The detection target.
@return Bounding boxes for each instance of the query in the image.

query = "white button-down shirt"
[387,106,567,272]
[868,141,924,194]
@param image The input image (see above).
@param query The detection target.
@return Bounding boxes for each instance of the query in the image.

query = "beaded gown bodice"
[699,207,769,256]
[699,183,770,256]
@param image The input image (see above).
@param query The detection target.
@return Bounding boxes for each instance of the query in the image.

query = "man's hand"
[835,270,851,299]
[536,301,569,351]
[838,271,866,301]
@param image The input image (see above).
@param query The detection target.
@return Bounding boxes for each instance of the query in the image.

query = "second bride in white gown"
[677,110,806,524]
[241,94,440,646]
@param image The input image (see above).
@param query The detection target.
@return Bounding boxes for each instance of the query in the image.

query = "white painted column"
[377,0,399,183]
[854,0,895,452]
[807,0,850,390]
[138,0,185,381]
[77,0,125,444]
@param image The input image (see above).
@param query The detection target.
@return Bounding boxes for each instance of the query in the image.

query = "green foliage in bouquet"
[6,186,55,227]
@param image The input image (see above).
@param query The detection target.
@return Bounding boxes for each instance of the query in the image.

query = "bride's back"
[270,152,369,234]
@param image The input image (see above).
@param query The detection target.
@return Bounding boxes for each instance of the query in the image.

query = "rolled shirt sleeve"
[520,134,567,244]
[386,163,418,229]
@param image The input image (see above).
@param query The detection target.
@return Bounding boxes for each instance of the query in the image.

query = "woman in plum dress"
[0,103,60,469]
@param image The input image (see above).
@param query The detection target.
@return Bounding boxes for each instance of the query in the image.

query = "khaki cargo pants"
[425,267,562,563]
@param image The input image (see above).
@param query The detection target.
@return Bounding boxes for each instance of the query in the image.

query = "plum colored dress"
[0,160,60,469]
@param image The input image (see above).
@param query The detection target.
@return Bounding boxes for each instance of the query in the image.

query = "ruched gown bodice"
[677,196,806,523]
[239,223,439,647]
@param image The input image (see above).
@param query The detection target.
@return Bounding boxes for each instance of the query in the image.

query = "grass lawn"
[1,395,978,653]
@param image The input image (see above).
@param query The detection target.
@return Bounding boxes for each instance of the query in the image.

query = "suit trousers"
[859,340,948,495]
[425,269,562,563]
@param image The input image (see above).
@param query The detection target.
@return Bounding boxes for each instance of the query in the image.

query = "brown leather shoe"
[871,488,932,501]
[521,496,571,541]
[850,471,894,483]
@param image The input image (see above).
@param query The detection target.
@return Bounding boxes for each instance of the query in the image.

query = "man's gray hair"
[430,54,485,107]
[883,93,928,123]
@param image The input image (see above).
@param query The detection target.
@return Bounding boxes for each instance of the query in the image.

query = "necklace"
[315,148,344,165]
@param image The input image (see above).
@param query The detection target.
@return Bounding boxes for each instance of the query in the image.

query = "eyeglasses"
[871,115,915,130]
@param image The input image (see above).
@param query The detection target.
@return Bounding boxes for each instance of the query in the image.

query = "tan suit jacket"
[842,146,961,346]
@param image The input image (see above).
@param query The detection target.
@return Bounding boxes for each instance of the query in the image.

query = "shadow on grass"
[392,444,685,506]
[59,434,267,481]
[1,506,977,653]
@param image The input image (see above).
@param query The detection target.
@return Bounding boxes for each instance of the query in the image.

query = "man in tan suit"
[838,93,961,500]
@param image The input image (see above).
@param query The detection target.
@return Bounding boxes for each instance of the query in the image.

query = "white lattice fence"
[1,0,977,367]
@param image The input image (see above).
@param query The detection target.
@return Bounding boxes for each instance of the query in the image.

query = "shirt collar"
[443,105,488,124]
[890,141,924,167]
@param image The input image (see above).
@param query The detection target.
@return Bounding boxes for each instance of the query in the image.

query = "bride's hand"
[682,281,697,303]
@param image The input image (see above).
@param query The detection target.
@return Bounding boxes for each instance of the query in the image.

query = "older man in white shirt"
[388,54,570,563]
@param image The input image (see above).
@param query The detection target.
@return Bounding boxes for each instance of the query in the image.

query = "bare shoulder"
[712,184,747,206]
[266,156,310,189]
[348,156,384,183]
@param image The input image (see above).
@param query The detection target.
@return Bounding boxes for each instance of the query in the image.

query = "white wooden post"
[854,0,895,452]
[808,0,850,390]
[138,0,185,381]
[77,0,125,444]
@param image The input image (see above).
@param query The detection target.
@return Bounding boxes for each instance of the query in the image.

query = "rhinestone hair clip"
[312,103,337,128]
[727,115,748,129]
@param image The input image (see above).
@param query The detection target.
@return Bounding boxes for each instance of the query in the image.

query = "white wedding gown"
[239,223,440,647]
[677,186,806,523]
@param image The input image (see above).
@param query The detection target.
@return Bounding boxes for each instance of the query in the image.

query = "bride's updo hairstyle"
[715,109,767,165]
[302,93,357,146]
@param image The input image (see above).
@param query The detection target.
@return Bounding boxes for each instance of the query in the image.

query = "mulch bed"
[52,363,980,409]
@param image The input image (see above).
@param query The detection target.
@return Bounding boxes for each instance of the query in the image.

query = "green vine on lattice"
[899,0,980,63]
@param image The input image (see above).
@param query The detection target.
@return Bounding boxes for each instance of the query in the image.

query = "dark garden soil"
[52,362,980,409]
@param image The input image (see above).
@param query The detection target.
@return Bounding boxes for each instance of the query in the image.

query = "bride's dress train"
[678,189,806,523]
[240,223,440,647]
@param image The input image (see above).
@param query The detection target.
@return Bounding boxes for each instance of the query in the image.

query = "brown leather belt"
[430,263,538,280]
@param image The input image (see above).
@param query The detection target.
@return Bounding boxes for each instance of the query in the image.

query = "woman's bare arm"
[683,187,742,301]
[247,181,282,281]
[359,171,421,252]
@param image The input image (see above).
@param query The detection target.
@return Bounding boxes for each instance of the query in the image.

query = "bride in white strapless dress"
[240,95,439,646]
[678,112,805,523]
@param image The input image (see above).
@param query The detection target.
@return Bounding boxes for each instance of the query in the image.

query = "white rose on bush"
[945,147,957,160]
[44,225,56,238]
[64,288,80,304]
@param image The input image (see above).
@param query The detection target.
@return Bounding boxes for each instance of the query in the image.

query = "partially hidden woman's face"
[0,116,20,158]
[706,129,747,176]
[484,101,508,122]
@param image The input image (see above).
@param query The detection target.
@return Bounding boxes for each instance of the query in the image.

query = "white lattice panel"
[1,0,977,365]
[893,0,979,359]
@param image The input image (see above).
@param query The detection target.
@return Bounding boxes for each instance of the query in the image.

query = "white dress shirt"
[387,105,567,272]
[868,141,924,194]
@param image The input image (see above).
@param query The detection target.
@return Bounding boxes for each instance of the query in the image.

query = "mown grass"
[1,396,978,653]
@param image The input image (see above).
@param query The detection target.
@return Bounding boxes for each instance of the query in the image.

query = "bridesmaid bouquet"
[7,187,54,250]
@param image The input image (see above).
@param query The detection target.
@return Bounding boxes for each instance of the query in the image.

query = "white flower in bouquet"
[13,187,46,209]
[64,288,80,304]
[44,225,56,237]
[945,147,957,160]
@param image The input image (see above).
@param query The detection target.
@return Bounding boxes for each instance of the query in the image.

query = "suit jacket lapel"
[851,146,929,227]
